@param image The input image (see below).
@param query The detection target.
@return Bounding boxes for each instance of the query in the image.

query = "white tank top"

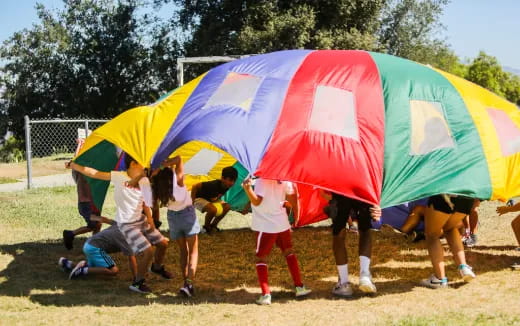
[167,172,192,211]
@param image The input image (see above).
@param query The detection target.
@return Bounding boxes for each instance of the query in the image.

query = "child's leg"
[211,202,231,229]
[469,200,480,235]
[424,206,451,279]
[152,239,169,268]
[255,232,277,295]
[137,246,154,281]
[401,213,421,234]
[278,230,303,287]
[176,238,189,279]
[443,213,467,266]
[86,266,119,276]
[186,235,198,281]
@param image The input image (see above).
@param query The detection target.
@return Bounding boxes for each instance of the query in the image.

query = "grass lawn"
[1,186,520,325]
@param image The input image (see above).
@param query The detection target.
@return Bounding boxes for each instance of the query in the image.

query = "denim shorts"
[167,206,200,240]
[83,242,115,268]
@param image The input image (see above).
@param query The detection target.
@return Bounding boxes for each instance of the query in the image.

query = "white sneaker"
[255,293,271,305]
[332,282,353,297]
[359,274,377,293]
[458,264,476,282]
[420,275,448,289]
[295,285,312,297]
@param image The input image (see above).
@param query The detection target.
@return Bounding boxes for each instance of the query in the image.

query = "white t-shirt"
[251,178,295,233]
[167,172,192,211]
[111,171,152,224]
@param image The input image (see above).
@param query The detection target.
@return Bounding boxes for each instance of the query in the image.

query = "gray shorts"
[118,218,166,254]
[167,206,200,240]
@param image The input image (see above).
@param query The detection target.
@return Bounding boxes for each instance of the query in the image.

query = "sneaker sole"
[68,261,86,280]
[359,284,377,293]
[129,285,151,294]
[295,290,312,297]
[332,291,353,298]
[180,288,192,297]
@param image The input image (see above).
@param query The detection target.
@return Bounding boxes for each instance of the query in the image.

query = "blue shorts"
[78,202,99,229]
[83,242,115,269]
[167,206,200,240]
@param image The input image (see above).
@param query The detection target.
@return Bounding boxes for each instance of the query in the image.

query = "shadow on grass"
[0,227,518,307]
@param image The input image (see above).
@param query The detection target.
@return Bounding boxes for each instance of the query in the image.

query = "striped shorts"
[118,218,166,254]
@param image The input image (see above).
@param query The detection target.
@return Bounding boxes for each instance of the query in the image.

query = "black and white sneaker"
[69,260,87,280]
[129,279,152,294]
[420,275,448,289]
[180,283,194,297]
[58,257,74,272]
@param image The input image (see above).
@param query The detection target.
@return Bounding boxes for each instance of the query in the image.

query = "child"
[496,201,520,268]
[420,195,476,288]
[63,139,102,249]
[191,166,238,234]
[66,153,172,293]
[242,177,311,305]
[152,156,199,297]
[59,223,137,280]
[321,191,381,297]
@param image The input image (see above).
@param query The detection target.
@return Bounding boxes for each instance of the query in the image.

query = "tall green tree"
[0,0,181,139]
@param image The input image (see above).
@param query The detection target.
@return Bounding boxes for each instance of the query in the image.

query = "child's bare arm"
[66,161,111,181]
[143,205,155,230]
[497,202,520,215]
[191,182,202,202]
[242,178,263,206]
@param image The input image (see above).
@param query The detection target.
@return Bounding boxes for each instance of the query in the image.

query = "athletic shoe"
[295,285,312,297]
[62,230,74,250]
[514,247,520,252]
[180,283,195,297]
[202,225,213,235]
[359,274,377,293]
[463,234,478,248]
[413,232,426,243]
[150,264,173,279]
[348,223,359,234]
[129,279,152,294]
[331,282,353,297]
[255,293,272,305]
[511,262,520,270]
[458,264,476,282]
[69,260,87,280]
[420,275,448,289]
[58,257,74,272]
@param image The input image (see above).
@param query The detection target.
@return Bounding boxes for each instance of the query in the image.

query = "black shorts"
[331,194,372,235]
[78,202,99,229]
[428,195,475,215]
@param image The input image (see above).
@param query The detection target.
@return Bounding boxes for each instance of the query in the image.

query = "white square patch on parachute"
[409,100,455,155]
[308,85,359,140]
[184,148,224,175]
[203,72,261,112]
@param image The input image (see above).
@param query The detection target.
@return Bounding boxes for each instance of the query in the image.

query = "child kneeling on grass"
[242,177,311,305]
[66,154,172,294]
[59,224,137,280]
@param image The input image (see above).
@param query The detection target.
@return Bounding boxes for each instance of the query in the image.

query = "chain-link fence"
[24,116,108,189]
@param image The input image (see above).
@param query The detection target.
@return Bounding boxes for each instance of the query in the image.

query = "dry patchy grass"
[1,187,520,325]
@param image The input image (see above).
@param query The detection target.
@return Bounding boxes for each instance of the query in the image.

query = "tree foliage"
[1,0,519,143]
[0,0,181,138]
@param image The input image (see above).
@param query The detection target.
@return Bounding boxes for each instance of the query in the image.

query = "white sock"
[83,267,89,275]
[337,264,349,284]
[360,256,371,276]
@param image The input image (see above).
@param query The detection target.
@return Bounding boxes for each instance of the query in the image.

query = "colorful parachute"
[75,50,520,226]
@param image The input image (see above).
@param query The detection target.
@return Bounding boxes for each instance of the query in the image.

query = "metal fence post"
[84,119,89,138]
[24,115,32,189]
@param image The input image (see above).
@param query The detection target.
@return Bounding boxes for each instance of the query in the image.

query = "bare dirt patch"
[0,155,72,180]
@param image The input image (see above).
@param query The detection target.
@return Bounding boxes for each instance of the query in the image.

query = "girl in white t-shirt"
[152,156,199,297]
[242,177,311,305]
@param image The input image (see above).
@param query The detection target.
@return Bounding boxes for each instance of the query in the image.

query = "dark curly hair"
[151,168,174,207]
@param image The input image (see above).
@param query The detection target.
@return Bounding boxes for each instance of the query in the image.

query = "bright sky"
[0,0,519,70]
